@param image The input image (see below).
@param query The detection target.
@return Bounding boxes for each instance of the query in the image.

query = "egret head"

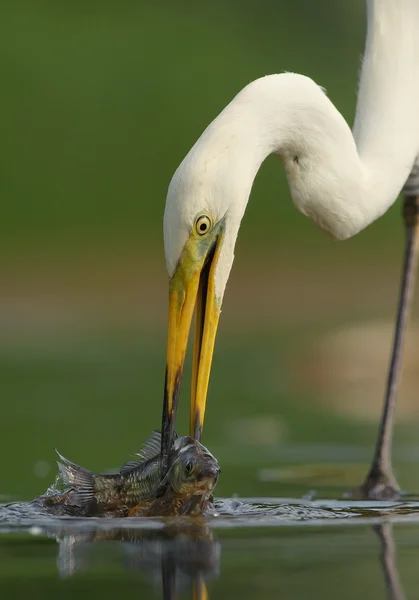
[161,76,283,460]
[162,135,246,459]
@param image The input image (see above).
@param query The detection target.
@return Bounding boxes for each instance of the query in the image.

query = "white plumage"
[161,0,419,499]
[164,0,419,301]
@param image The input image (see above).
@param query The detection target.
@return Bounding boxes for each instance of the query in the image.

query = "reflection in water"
[52,520,407,600]
[375,524,406,600]
[2,497,417,599]
[52,520,408,600]
[56,521,220,599]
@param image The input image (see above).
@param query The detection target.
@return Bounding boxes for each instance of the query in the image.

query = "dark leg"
[355,193,419,499]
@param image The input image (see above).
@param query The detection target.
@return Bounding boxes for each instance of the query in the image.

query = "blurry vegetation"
[2,4,419,599]
[0,0,415,502]
[1,0,402,257]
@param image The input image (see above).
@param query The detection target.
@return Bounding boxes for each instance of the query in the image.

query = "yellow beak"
[161,228,223,465]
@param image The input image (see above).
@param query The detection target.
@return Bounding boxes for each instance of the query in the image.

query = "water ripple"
[1,496,419,536]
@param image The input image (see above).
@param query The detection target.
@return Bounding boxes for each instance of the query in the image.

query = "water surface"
[1,496,419,599]
[2,331,419,599]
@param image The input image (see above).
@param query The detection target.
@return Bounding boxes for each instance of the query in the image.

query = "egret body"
[162,0,419,498]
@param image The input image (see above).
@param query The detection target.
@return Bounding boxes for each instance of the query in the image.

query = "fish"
[128,436,220,517]
[38,431,220,518]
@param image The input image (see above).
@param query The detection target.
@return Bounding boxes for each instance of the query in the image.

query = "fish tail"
[55,449,97,506]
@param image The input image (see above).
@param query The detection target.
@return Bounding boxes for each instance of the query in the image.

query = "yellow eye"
[195,214,212,236]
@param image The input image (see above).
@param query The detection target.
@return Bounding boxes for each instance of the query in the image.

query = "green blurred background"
[1,0,418,504]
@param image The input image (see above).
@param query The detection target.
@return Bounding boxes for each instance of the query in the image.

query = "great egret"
[161,0,419,499]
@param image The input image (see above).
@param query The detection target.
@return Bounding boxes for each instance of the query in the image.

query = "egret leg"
[355,193,419,500]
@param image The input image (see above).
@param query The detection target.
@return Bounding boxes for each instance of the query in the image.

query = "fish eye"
[195,214,212,236]
[185,461,193,475]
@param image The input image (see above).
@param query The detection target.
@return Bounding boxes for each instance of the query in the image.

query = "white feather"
[164,0,419,301]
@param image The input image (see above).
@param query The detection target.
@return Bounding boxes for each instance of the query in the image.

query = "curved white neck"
[179,0,419,241]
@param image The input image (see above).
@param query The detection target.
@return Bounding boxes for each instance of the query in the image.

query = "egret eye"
[185,461,193,475]
[195,214,212,236]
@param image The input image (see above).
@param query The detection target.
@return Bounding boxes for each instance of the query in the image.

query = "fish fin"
[123,430,180,470]
[119,428,173,473]
[55,449,96,502]
[119,430,164,473]
[135,430,162,462]
[119,460,142,474]
[65,489,96,509]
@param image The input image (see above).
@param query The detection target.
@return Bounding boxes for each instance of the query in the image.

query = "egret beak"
[161,221,224,468]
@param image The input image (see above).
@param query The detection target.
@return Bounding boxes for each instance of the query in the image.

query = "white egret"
[161,0,419,499]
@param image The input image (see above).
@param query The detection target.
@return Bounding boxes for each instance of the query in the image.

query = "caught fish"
[128,436,220,517]
[38,431,220,518]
